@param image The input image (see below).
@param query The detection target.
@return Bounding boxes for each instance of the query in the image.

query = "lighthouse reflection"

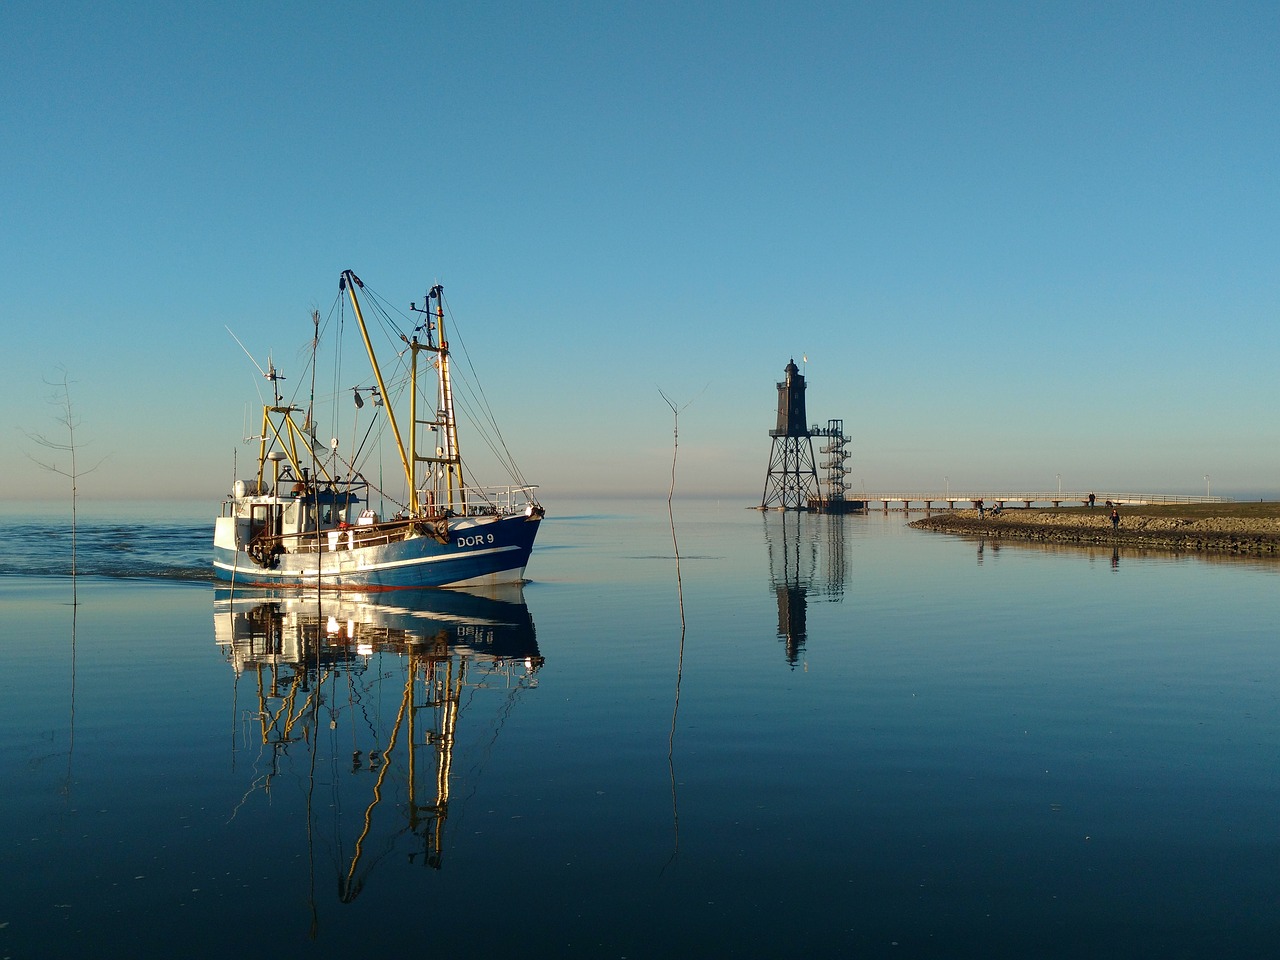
[213,586,541,899]
[761,512,848,666]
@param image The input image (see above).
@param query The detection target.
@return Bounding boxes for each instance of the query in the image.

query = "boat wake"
[0,517,215,583]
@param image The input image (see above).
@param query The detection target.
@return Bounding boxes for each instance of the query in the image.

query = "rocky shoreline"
[909,509,1280,556]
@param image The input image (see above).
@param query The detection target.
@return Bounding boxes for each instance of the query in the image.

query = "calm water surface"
[1,498,1276,958]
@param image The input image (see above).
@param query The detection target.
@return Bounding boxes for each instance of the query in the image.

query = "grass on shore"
[1031,502,1280,520]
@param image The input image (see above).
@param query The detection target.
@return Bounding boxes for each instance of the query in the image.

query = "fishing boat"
[213,270,543,589]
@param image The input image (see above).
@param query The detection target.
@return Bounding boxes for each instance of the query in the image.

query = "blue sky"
[5,1,1278,505]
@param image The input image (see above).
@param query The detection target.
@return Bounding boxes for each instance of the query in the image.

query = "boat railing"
[314,519,424,554]
[249,518,419,557]
[457,484,541,517]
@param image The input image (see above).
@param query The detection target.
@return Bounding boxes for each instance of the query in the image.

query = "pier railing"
[856,492,1232,510]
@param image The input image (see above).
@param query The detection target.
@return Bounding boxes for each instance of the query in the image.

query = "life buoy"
[247,538,278,568]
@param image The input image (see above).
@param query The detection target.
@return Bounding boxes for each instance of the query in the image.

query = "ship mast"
[341,270,419,515]
[410,284,465,515]
[432,286,465,513]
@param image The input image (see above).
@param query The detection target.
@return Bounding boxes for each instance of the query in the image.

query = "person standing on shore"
[1089,492,1096,508]
[1111,506,1120,530]
[978,499,985,518]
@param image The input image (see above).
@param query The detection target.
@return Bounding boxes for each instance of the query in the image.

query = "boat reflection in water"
[761,511,848,666]
[213,585,541,900]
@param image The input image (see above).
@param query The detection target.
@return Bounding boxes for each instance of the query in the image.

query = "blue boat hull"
[212,512,541,590]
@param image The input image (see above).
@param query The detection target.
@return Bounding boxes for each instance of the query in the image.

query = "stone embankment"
[909,509,1280,556]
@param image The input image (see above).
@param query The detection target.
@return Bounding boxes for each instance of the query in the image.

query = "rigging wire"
[437,290,534,493]
[257,274,535,511]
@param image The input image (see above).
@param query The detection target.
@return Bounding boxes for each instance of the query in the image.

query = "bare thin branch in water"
[658,388,694,870]
[23,370,108,605]
[23,370,102,803]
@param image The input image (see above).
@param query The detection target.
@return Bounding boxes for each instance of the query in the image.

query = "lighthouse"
[759,358,821,510]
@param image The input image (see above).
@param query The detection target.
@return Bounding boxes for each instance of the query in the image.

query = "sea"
[1,496,1276,959]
